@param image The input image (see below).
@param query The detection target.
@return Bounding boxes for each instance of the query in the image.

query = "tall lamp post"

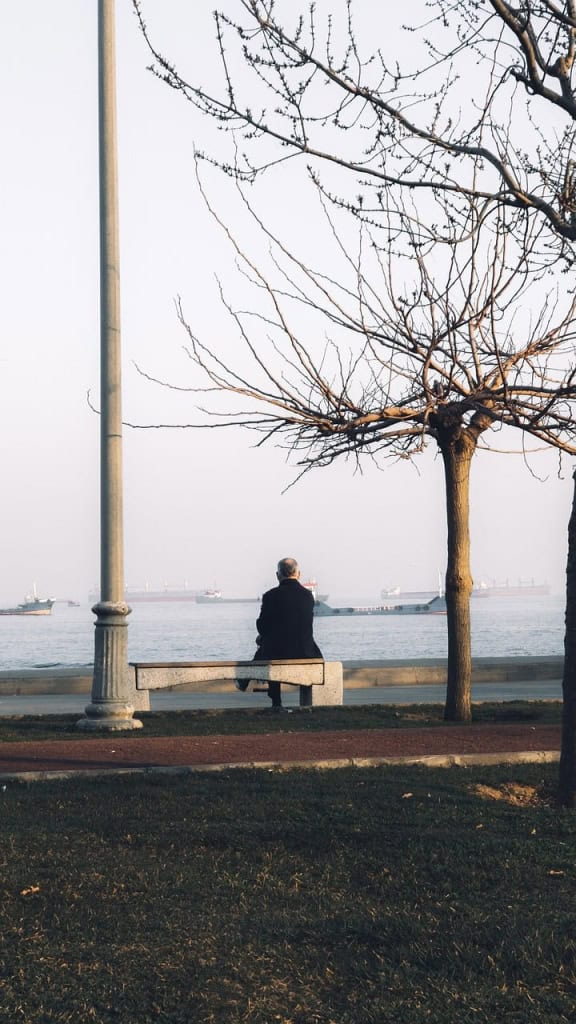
[78,0,141,731]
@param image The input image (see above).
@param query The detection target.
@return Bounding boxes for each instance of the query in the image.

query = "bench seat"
[130,659,343,707]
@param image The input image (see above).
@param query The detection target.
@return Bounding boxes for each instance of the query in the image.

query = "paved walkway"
[0,677,563,715]
[0,722,562,780]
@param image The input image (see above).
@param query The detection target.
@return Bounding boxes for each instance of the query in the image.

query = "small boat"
[195,589,223,604]
[0,592,55,616]
[196,589,260,604]
[314,595,447,617]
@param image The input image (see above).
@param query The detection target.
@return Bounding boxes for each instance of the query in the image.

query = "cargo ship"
[471,580,551,598]
[89,577,330,605]
[382,580,551,600]
[315,595,446,617]
[89,585,199,604]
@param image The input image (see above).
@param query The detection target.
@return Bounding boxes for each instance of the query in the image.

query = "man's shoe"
[235,679,250,692]
[271,705,286,712]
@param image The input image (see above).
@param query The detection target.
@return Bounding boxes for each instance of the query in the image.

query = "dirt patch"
[471,782,543,806]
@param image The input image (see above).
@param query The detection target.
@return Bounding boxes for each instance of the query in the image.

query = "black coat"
[255,578,323,660]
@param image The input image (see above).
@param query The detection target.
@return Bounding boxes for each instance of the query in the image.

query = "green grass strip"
[0,762,574,1023]
[0,700,562,744]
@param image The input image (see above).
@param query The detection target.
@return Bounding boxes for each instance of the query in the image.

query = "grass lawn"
[0,699,562,743]
[1,760,575,1023]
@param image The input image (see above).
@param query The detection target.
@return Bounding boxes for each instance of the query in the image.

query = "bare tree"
[132,0,576,791]
[135,181,576,722]
[561,468,576,806]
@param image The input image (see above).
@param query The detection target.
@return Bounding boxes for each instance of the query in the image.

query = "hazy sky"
[0,0,573,605]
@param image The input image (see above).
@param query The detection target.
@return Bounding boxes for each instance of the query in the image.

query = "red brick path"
[0,723,561,776]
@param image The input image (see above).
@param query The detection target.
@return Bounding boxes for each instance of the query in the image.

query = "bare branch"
[133,0,576,246]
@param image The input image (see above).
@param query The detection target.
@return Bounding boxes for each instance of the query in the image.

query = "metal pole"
[78,0,141,730]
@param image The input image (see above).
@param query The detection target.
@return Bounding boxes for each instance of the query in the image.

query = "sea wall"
[341,656,563,687]
[0,656,563,695]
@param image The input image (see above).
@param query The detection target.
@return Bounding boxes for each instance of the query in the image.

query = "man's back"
[256,578,322,660]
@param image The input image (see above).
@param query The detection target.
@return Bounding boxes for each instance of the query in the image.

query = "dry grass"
[470,782,544,806]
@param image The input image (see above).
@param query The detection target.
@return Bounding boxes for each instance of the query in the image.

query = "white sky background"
[0,0,573,605]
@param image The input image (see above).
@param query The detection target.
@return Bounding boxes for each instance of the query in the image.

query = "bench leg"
[299,685,313,707]
[299,663,343,707]
[128,667,151,712]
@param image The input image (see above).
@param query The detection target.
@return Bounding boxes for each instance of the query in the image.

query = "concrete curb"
[0,749,560,783]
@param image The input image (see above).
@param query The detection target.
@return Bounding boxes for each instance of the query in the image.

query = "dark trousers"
[267,680,282,707]
[254,647,282,706]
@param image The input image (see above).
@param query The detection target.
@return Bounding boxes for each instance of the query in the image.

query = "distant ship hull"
[315,596,446,617]
[88,585,328,605]
[472,582,551,598]
[89,590,199,603]
[383,583,551,601]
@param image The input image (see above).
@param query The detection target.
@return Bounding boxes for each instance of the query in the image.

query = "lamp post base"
[77,700,143,731]
[77,601,143,732]
[76,700,142,733]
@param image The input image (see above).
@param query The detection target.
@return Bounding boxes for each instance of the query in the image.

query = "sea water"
[0,594,565,671]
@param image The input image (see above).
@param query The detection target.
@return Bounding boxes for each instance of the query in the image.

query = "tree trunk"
[559,470,576,807]
[438,429,475,722]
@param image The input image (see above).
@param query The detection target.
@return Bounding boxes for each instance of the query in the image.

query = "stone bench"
[130,659,343,707]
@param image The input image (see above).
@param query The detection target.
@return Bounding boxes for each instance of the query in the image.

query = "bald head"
[276,557,300,580]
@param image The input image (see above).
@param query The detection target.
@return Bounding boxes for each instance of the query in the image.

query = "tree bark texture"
[438,427,475,722]
[559,470,576,807]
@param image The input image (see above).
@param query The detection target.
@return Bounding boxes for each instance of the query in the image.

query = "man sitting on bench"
[236,557,323,710]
